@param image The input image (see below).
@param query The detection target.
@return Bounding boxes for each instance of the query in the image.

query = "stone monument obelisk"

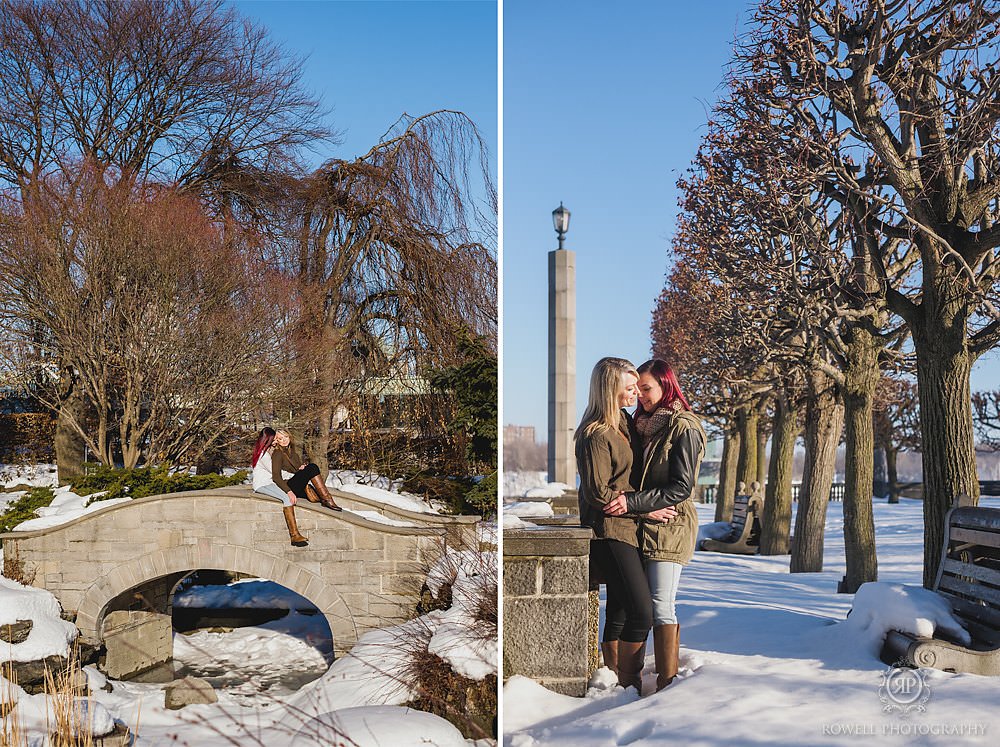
[548,203,576,486]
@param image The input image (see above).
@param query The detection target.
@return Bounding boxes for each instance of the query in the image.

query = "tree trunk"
[756,412,768,487]
[886,446,900,504]
[55,388,86,485]
[912,322,980,588]
[791,370,844,573]
[735,405,759,491]
[760,393,797,555]
[715,421,740,523]
[840,328,880,593]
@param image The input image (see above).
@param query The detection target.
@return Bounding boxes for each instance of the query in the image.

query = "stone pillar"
[548,248,576,486]
[502,526,592,696]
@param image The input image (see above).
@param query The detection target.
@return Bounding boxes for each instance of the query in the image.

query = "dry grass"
[2,543,37,587]
[401,540,498,739]
[0,644,108,747]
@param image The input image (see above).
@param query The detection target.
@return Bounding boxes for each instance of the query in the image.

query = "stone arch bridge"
[0,486,478,676]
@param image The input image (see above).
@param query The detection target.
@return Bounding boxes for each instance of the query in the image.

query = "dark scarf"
[634,400,684,447]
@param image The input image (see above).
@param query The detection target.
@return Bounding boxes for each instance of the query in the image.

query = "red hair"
[637,359,691,412]
[251,427,276,467]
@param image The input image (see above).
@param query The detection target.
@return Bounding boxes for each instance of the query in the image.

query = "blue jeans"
[646,560,682,625]
[255,483,293,507]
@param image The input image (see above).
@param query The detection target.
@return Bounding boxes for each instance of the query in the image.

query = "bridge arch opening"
[78,544,357,696]
[98,569,336,701]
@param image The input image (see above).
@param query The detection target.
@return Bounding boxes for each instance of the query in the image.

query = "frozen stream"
[169,578,334,707]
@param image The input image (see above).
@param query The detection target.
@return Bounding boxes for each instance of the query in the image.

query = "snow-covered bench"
[882,497,1000,675]
[700,482,762,555]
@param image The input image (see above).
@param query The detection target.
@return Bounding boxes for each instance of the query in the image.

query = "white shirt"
[252,450,295,491]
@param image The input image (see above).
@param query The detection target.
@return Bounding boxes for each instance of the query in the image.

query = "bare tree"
[274,111,497,470]
[0,0,329,477]
[874,375,922,502]
[750,0,1000,586]
[973,390,1000,450]
[0,168,288,468]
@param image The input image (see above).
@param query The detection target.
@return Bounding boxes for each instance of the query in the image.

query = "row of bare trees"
[653,0,1000,590]
[0,0,496,480]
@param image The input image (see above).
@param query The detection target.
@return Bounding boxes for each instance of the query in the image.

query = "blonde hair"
[576,357,639,441]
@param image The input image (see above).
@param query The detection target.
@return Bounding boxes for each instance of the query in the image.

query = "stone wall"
[502,525,592,696]
[102,610,173,679]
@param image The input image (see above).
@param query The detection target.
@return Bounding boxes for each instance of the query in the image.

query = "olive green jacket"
[271,446,305,493]
[576,411,641,547]
[627,411,706,564]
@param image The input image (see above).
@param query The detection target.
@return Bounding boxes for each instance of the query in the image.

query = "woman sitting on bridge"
[271,429,344,514]
[251,427,309,547]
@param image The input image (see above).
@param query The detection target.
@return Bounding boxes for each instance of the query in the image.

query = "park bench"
[881,496,1000,675]
[700,482,763,555]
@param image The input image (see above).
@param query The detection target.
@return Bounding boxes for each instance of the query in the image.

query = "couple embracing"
[576,357,706,694]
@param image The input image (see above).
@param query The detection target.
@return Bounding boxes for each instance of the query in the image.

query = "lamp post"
[553,202,570,250]
[548,202,576,486]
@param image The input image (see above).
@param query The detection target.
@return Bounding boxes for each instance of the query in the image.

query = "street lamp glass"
[552,203,570,235]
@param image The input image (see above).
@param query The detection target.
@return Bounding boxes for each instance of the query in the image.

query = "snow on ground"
[425,551,498,680]
[505,498,1000,747]
[479,521,498,547]
[1,550,495,745]
[173,627,330,707]
[327,469,402,493]
[0,576,79,663]
[0,463,59,489]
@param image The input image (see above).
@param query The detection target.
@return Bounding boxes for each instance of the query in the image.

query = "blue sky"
[233,0,497,172]
[503,0,755,436]
[502,0,1000,438]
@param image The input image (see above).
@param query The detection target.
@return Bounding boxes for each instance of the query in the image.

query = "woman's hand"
[287,491,297,506]
[644,506,678,523]
[603,493,629,516]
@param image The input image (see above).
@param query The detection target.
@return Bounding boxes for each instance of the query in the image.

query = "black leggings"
[287,463,321,500]
[591,539,653,643]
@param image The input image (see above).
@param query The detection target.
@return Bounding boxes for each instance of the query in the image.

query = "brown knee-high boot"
[282,506,308,546]
[600,640,619,675]
[653,624,679,691]
[309,474,343,511]
[616,639,646,693]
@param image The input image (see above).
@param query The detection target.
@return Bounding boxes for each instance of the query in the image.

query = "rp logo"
[878,663,930,717]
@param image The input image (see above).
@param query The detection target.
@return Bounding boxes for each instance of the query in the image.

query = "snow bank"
[289,705,467,747]
[424,550,498,680]
[336,483,441,515]
[842,581,971,656]
[503,501,554,518]
[524,484,570,499]
[0,463,59,489]
[0,577,79,663]
[503,470,546,497]
[12,484,130,532]
[6,689,116,738]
